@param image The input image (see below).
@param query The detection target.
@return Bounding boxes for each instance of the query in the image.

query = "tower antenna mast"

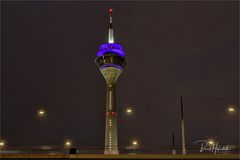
[108,8,114,43]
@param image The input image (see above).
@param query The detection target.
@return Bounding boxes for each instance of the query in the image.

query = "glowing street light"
[208,139,215,145]
[228,107,235,112]
[126,140,140,150]
[132,140,138,146]
[65,140,72,147]
[227,105,239,113]
[37,109,45,116]
[126,108,133,114]
[0,140,5,147]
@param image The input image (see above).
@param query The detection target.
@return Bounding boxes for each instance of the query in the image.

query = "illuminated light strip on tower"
[97,43,126,58]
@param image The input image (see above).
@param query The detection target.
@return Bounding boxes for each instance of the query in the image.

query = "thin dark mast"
[108,8,114,43]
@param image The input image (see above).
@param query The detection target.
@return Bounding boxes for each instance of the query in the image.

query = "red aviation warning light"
[109,8,113,19]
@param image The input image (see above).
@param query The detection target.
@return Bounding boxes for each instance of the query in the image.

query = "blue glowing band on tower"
[97,43,126,58]
[99,64,123,70]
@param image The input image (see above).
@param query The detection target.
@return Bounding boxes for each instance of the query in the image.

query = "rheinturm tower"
[95,9,127,155]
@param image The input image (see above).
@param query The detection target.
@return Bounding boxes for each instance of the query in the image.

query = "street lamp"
[126,108,133,114]
[64,140,72,147]
[132,140,138,146]
[180,97,186,155]
[125,140,140,150]
[208,139,215,145]
[0,140,5,147]
[37,109,45,117]
[227,105,239,113]
[228,107,235,112]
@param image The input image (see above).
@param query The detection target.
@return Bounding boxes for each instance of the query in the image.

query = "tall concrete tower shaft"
[95,9,127,155]
[102,67,121,154]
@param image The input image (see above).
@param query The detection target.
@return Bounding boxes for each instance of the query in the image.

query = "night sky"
[1,1,239,150]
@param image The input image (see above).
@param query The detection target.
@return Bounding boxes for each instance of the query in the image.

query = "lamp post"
[172,133,176,155]
[126,108,133,114]
[180,96,186,155]
[132,140,138,146]
[0,140,5,148]
[227,105,239,113]
[64,140,72,148]
[208,139,215,145]
[37,109,45,117]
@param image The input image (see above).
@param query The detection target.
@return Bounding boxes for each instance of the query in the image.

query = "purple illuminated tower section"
[95,9,127,155]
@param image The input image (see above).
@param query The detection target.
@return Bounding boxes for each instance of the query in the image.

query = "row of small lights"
[0,108,135,148]
[36,105,235,149]
[0,140,138,148]
[37,108,134,117]
[0,139,71,148]
[1,139,218,148]
[64,140,139,147]
[38,105,237,116]
[0,105,237,148]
